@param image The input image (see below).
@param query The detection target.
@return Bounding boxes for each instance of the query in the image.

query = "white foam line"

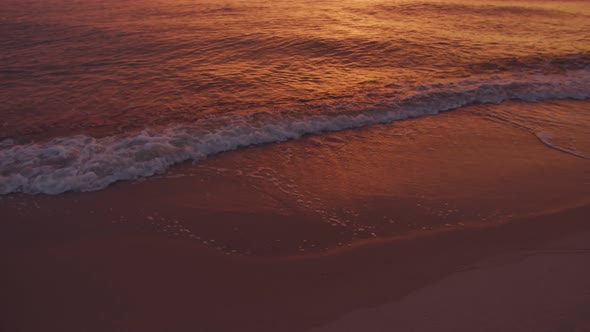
[1,70,590,194]
[535,132,590,160]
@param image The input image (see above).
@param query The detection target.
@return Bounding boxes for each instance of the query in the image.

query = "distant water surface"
[1,0,589,194]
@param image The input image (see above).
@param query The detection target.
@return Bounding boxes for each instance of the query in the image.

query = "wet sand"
[309,230,590,332]
[1,101,589,331]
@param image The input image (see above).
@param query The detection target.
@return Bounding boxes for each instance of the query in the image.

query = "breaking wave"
[1,70,590,195]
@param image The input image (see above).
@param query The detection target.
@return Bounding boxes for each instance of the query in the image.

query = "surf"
[2,69,590,195]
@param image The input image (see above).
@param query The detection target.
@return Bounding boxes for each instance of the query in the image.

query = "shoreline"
[1,100,589,331]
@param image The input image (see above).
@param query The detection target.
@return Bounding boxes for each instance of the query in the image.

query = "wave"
[374,2,585,19]
[1,69,590,195]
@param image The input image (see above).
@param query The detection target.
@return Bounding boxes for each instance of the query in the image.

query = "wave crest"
[1,70,589,195]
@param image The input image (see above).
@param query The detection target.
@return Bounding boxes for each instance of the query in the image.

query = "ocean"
[1,0,589,194]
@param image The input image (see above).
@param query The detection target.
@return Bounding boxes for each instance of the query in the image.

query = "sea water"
[1,0,589,194]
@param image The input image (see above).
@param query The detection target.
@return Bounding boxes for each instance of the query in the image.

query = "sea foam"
[1,70,589,194]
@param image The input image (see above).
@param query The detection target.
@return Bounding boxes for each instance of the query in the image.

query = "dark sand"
[1,101,589,332]
[309,230,590,332]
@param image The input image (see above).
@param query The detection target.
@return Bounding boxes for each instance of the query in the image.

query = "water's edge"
[1,71,589,195]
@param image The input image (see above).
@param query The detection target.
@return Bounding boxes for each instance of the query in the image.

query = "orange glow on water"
[1,0,589,194]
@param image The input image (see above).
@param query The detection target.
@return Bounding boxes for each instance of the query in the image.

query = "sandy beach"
[1,101,589,331]
[309,229,590,332]
[2,0,590,330]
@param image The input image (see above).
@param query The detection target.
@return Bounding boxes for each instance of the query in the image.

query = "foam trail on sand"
[1,71,590,195]
[535,132,590,160]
